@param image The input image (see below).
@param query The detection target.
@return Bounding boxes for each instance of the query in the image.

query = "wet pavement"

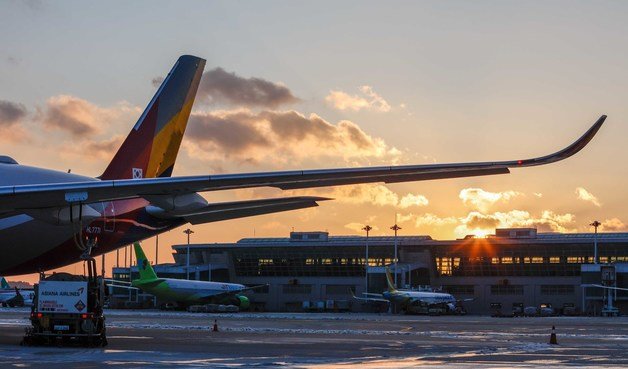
[0,308,626,368]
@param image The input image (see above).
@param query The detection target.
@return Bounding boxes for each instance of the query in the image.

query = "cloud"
[414,213,458,227]
[408,209,576,236]
[325,85,391,112]
[186,109,401,166]
[151,76,164,88]
[454,209,576,237]
[6,56,20,66]
[459,188,523,211]
[345,222,378,233]
[399,194,429,208]
[601,218,626,232]
[0,100,29,141]
[396,213,415,224]
[61,135,125,162]
[344,223,362,233]
[325,184,401,207]
[38,95,98,136]
[187,110,271,158]
[198,67,299,108]
[303,185,428,210]
[37,95,139,138]
[575,187,601,207]
[0,100,28,126]
[460,211,501,230]
[243,183,426,211]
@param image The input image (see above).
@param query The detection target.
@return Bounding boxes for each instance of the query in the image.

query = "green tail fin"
[0,277,9,289]
[133,242,158,281]
[385,267,397,292]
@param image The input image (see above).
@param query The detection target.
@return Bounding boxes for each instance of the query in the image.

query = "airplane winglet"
[510,115,606,168]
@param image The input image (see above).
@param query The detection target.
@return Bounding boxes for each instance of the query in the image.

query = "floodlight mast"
[183,228,194,279]
[362,225,372,293]
[390,223,402,287]
[590,220,601,264]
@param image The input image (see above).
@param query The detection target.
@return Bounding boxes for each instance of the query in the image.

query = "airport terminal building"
[113,228,628,315]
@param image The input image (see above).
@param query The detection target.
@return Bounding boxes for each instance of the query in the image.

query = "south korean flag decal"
[132,168,143,179]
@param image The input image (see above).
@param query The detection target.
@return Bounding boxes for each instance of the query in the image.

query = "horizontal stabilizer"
[182,196,330,224]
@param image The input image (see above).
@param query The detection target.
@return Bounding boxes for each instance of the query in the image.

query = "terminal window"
[232,246,393,277]
[540,285,574,295]
[282,284,313,294]
[325,285,355,295]
[443,285,475,295]
[490,285,524,295]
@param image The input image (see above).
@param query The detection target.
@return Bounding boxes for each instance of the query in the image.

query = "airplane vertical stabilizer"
[385,267,397,292]
[133,242,159,281]
[100,55,206,180]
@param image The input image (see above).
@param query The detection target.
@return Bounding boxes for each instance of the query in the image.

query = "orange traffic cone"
[549,325,558,344]
[212,319,219,332]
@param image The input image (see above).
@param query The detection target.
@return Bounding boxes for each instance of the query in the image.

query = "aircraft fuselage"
[0,163,183,275]
[133,278,246,304]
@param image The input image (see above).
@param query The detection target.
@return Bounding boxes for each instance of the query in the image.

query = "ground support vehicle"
[21,258,107,347]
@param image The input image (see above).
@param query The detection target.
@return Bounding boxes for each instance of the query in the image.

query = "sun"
[468,228,492,238]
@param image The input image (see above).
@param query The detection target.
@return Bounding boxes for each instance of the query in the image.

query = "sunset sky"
[1,1,627,283]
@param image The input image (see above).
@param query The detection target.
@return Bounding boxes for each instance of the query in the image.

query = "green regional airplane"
[113,243,260,309]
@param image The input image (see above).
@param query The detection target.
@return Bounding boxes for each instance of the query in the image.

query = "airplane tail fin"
[133,242,159,281]
[0,277,10,289]
[100,55,206,180]
[385,267,397,292]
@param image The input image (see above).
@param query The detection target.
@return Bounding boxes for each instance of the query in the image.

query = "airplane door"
[103,202,115,232]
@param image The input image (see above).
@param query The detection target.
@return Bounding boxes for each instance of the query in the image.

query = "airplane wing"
[104,279,141,290]
[350,289,389,303]
[0,116,605,212]
[198,284,268,301]
[582,284,628,291]
[456,298,475,303]
[235,284,268,294]
[104,279,132,285]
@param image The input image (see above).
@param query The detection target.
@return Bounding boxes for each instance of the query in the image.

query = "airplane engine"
[236,295,250,310]
[26,204,101,225]
[216,294,249,309]
[145,193,208,218]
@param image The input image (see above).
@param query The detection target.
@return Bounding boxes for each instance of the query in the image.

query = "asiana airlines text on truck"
[38,281,88,313]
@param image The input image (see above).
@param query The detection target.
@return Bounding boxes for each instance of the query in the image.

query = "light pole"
[590,220,601,264]
[390,223,402,288]
[155,234,159,265]
[183,228,194,279]
[362,225,372,293]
